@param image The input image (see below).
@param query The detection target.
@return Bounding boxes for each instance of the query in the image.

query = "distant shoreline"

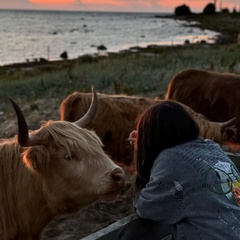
[173,13,239,44]
[1,12,238,69]
[0,42,222,70]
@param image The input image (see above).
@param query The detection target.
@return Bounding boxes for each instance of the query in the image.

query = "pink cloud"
[28,0,76,4]
[81,0,127,7]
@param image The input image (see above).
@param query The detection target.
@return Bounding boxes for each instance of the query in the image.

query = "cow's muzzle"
[111,168,125,187]
[101,168,125,201]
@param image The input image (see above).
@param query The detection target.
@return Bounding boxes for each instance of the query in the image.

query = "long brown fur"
[60,92,236,166]
[166,68,240,142]
[0,121,124,240]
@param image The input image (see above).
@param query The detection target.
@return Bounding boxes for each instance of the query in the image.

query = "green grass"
[1,43,240,102]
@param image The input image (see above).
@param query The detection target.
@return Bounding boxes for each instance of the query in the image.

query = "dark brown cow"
[0,87,125,240]
[60,92,236,165]
[165,68,240,142]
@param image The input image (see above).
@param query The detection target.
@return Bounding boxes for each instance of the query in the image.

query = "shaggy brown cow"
[60,92,236,165]
[165,68,240,142]
[0,87,125,240]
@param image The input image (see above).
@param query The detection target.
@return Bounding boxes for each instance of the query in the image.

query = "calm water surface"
[0,10,220,66]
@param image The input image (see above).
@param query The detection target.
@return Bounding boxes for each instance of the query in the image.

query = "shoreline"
[0,42,230,71]
[0,38,227,70]
[1,12,239,69]
[174,12,239,44]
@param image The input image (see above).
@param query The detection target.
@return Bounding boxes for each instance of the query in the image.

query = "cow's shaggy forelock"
[36,121,106,159]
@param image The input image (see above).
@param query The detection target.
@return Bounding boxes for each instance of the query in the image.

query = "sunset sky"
[0,0,239,13]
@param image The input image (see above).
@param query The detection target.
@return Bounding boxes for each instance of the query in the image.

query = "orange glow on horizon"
[161,1,207,9]
[21,0,239,12]
[29,0,75,4]
[81,0,127,7]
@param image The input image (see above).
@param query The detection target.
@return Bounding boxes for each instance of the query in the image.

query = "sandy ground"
[41,186,134,239]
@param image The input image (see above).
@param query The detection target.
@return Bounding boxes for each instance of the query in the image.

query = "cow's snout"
[100,168,126,201]
[111,168,125,186]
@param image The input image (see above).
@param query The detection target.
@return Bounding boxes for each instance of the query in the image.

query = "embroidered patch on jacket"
[203,161,240,206]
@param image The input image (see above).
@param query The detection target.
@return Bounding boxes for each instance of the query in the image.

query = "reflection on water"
[0,10,220,66]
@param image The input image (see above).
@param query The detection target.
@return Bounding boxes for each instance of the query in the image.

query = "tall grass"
[0,43,239,107]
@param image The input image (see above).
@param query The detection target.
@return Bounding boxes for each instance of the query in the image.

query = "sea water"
[0,9,220,66]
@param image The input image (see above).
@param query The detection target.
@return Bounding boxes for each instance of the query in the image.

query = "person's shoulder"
[195,137,220,145]
[155,146,182,165]
[183,137,220,149]
[154,137,216,165]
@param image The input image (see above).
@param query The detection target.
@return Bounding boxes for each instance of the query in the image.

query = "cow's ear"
[222,125,237,142]
[23,146,49,173]
[226,128,237,141]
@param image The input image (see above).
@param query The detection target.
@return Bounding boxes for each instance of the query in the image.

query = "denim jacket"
[135,137,240,240]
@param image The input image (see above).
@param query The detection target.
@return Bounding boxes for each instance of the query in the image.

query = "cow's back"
[166,69,240,142]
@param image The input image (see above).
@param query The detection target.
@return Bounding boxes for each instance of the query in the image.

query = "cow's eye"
[64,154,72,161]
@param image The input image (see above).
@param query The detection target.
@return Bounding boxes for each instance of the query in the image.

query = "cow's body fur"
[0,106,125,239]
[60,92,236,165]
[165,68,240,142]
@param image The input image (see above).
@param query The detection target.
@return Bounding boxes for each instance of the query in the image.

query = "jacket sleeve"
[135,156,186,224]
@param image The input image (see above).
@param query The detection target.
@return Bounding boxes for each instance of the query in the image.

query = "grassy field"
[1,43,239,100]
[0,12,240,136]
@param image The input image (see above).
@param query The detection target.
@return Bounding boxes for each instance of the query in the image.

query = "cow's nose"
[111,168,125,185]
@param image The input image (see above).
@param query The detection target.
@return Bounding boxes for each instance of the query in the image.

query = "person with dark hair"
[128,100,240,240]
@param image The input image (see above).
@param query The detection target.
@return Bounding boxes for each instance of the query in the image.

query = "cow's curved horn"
[74,86,98,128]
[220,117,237,128]
[9,98,41,147]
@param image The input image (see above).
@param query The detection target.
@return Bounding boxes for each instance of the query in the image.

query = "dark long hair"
[134,100,199,192]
